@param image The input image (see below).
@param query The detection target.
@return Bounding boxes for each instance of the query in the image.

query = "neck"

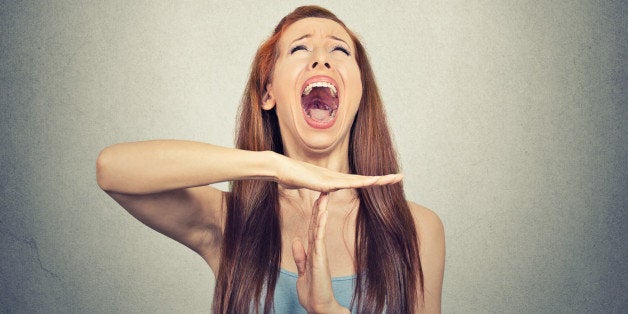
[279,136,357,210]
[279,187,359,216]
[282,134,352,173]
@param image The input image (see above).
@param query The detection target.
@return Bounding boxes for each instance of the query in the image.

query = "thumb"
[292,238,307,276]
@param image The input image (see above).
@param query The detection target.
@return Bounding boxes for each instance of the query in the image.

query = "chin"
[296,127,350,154]
[279,106,355,156]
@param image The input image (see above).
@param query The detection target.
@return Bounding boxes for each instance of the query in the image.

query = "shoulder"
[407,201,445,312]
[407,201,445,244]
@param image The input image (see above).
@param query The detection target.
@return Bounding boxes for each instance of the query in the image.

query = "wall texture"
[1,1,625,312]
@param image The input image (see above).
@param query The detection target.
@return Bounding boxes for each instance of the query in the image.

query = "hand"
[292,192,350,314]
[274,154,403,192]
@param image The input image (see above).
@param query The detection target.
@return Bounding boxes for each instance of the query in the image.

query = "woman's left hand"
[292,192,350,314]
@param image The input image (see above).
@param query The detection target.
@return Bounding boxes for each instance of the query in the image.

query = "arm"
[410,202,446,313]
[96,140,400,195]
[96,140,278,271]
[96,140,401,271]
[96,140,276,195]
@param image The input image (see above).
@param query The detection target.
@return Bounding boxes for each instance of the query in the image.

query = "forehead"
[278,17,354,48]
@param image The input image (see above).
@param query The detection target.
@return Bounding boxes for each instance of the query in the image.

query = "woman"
[97,5,444,313]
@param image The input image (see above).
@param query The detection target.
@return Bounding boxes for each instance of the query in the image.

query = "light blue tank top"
[272,268,356,313]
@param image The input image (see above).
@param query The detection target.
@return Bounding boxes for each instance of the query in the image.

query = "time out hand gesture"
[274,154,402,192]
[291,193,350,314]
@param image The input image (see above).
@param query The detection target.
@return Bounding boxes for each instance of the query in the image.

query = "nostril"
[312,61,318,68]
[324,62,330,69]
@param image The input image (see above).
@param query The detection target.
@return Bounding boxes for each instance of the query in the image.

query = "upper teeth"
[302,81,337,97]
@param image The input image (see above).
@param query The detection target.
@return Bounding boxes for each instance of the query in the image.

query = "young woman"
[97,6,444,313]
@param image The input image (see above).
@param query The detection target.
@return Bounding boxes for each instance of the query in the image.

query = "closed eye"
[290,45,309,54]
[332,45,351,56]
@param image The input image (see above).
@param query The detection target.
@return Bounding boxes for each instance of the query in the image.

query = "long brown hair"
[213,6,422,313]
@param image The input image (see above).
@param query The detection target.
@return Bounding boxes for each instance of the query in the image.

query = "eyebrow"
[329,35,349,46]
[289,34,350,46]
[290,34,311,45]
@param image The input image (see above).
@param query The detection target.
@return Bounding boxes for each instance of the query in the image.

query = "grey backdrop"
[1,1,626,313]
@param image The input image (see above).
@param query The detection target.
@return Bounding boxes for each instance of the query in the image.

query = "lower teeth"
[306,109,336,121]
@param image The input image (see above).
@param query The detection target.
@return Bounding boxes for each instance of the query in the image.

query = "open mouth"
[301,80,338,124]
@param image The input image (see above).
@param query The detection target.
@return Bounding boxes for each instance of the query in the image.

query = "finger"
[317,192,329,212]
[313,193,329,255]
[315,192,328,227]
[314,208,329,255]
[325,175,378,191]
[313,192,326,218]
[309,192,327,245]
[307,193,321,246]
[373,173,404,185]
[339,173,403,189]
[292,238,307,276]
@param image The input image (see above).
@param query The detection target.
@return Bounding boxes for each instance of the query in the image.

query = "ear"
[261,84,276,110]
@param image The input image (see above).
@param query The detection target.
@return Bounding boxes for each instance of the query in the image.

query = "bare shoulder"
[407,201,445,312]
[407,201,445,243]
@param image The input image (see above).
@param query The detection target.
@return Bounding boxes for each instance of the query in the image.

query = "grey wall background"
[1,1,625,312]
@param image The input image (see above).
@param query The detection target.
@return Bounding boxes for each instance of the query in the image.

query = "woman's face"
[263,17,362,156]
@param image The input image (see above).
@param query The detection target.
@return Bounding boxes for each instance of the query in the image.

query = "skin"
[263,18,363,166]
[97,17,444,314]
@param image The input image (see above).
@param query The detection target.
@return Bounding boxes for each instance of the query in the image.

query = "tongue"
[309,108,331,121]
[304,99,333,122]
[302,86,337,122]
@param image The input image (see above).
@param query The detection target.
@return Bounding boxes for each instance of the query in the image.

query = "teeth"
[305,109,337,119]
[302,81,337,97]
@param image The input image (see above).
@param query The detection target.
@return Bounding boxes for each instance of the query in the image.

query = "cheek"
[346,64,363,101]
[273,61,303,100]
[270,63,299,120]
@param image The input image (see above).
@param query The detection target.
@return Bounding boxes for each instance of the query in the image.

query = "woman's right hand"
[97,141,401,195]
[271,153,403,192]
[96,141,401,273]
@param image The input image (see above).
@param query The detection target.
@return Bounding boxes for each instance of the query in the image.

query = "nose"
[311,61,331,69]
[310,49,332,70]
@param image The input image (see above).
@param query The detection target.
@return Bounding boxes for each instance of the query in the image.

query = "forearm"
[96,140,277,194]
